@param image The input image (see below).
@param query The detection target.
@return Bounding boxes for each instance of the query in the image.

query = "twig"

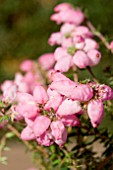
[97,152,113,170]
[7,124,48,156]
[87,66,98,83]
[0,136,6,158]
[86,19,110,50]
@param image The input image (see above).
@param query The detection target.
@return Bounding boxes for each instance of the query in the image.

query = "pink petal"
[21,126,36,140]
[33,85,48,104]
[49,80,78,98]
[57,99,82,116]
[87,99,104,128]
[33,116,51,137]
[73,50,90,69]
[71,84,93,101]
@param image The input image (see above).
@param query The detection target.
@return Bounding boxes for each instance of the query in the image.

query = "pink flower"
[16,92,35,104]
[44,94,63,112]
[21,126,36,140]
[33,116,51,137]
[25,117,35,127]
[51,8,84,25]
[16,92,39,118]
[48,32,62,46]
[54,129,67,147]
[50,80,78,98]
[87,49,101,67]
[54,55,72,72]
[54,3,72,12]
[73,50,90,69]
[20,60,35,72]
[1,80,13,92]
[14,73,29,93]
[57,99,82,116]
[33,85,48,104]
[2,84,18,103]
[50,120,67,146]
[37,130,53,146]
[70,84,93,101]
[54,47,68,61]
[50,71,71,82]
[73,35,85,49]
[60,23,75,35]
[47,88,60,97]
[73,26,93,38]
[38,53,55,70]
[60,115,80,127]
[61,37,73,48]
[83,38,99,52]
[97,84,113,101]
[15,103,39,119]
[87,100,104,128]
[23,72,41,93]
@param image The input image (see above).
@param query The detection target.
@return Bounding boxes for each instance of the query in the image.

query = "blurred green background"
[0,0,113,83]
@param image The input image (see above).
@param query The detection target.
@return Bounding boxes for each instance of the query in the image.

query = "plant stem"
[87,66,98,83]
[86,19,110,50]
[7,124,48,156]
[97,152,113,170]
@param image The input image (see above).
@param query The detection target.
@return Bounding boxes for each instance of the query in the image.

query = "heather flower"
[38,53,55,71]
[70,84,94,101]
[87,99,104,128]
[20,60,35,72]
[57,98,82,116]
[21,126,36,140]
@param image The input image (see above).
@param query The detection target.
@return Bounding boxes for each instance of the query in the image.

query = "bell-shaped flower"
[21,126,36,140]
[98,84,113,101]
[50,80,78,98]
[57,98,82,116]
[37,130,54,146]
[73,50,90,69]
[54,3,72,12]
[48,32,62,46]
[55,55,72,72]
[16,92,35,104]
[15,103,39,119]
[54,47,67,61]
[54,129,67,147]
[73,26,93,38]
[87,99,104,128]
[60,23,75,35]
[87,49,101,67]
[51,121,65,139]
[44,94,63,112]
[71,84,93,101]
[51,71,71,82]
[83,38,99,52]
[33,116,51,137]
[20,60,35,72]
[38,53,55,71]
[2,83,18,103]
[60,115,81,127]
[33,85,48,104]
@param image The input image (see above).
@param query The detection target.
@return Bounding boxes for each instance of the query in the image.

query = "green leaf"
[5,132,14,138]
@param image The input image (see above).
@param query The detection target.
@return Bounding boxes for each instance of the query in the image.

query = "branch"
[97,152,113,170]
[86,19,110,50]
[87,66,98,83]
[7,124,48,157]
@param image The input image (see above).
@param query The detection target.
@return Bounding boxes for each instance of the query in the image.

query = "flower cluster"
[48,3,101,72]
[0,3,113,147]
